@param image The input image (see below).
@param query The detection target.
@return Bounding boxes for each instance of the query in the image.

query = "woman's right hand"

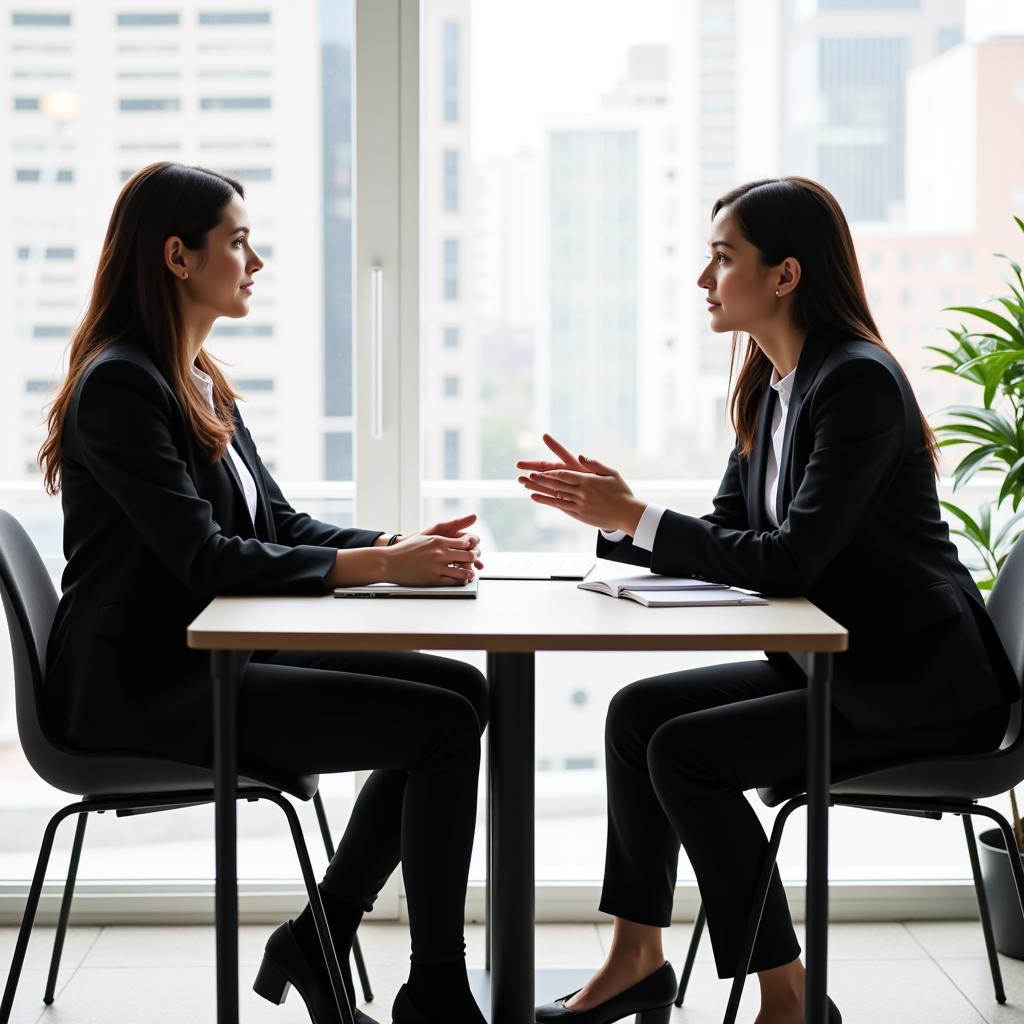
[383,533,479,586]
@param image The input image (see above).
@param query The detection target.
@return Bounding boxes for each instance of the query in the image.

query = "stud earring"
[775,289,780,297]
[182,273,189,280]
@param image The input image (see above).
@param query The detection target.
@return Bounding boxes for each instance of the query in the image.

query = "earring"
[182,273,189,280]
[775,289,780,297]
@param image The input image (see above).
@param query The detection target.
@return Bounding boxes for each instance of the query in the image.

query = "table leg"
[487,652,535,1024]
[213,650,242,1024]
[805,652,832,1024]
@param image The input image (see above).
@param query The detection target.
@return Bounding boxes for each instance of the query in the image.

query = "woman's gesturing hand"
[516,434,645,534]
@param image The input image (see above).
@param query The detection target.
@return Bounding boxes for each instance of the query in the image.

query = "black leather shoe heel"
[253,955,292,1004]
[534,961,678,1024]
[255,920,380,1024]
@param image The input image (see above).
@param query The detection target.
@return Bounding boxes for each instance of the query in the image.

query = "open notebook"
[578,573,767,608]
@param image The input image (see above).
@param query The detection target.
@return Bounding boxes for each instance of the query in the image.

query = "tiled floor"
[3,920,1024,1022]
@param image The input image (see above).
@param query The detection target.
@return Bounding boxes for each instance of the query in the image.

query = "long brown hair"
[717,176,939,474]
[39,161,245,495]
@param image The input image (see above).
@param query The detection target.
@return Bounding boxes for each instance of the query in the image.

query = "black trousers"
[598,658,1009,979]
[237,649,488,964]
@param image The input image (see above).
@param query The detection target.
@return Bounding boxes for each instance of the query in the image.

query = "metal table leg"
[213,650,243,1024]
[805,652,832,1024]
[488,652,535,1024]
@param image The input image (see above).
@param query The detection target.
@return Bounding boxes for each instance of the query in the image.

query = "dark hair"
[716,176,939,474]
[39,162,245,495]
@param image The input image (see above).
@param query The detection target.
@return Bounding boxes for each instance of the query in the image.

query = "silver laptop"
[334,578,479,599]
[479,552,595,581]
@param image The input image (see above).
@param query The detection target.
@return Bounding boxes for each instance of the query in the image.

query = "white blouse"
[191,366,258,526]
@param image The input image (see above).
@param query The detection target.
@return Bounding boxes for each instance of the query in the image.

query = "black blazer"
[45,343,382,765]
[598,332,1020,733]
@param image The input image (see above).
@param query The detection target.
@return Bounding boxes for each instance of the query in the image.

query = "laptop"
[334,577,479,599]
[479,552,595,581]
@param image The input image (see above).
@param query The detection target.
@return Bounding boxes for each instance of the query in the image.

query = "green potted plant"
[928,215,1024,955]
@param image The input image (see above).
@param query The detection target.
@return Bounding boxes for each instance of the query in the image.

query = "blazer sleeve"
[72,359,339,598]
[595,441,749,568]
[647,358,906,594]
[236,418,382,550]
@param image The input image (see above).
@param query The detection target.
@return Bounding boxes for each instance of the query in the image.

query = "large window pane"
[0,0,356,883]
[420,0,1024,884]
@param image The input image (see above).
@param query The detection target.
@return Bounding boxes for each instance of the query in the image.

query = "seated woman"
[517,176,1019,1024]
[39,161,488,1024]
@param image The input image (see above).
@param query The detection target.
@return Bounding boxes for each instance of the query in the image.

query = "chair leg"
[962,814,1006,1004]
[43,811,89,1005]
[265,791,356,1024]
[675,903,706,1007]
[1,804,80,1024]
[970,805,1024,924]
[312,788,374,1003]
[722,797,806,1024]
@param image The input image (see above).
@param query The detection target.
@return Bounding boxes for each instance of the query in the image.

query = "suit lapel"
[747,385,776,530]
[228,412,274,541]
[775,331,831,523]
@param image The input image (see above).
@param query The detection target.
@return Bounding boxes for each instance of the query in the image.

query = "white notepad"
[334,578,479,599]
[578,573,766,607]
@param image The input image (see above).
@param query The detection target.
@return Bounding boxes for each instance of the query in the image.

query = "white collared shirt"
[601,365,797,550]
[191,366,258,526]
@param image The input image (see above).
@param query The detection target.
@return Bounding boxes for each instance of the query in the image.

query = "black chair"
[675,536,1024,1023]
[0,509,371,1024]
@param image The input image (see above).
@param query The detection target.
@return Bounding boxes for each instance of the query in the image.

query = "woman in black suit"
[39,162,488,1024]
[517,177,1019,1024]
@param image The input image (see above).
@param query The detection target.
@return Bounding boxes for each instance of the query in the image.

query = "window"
[32,325,72,339]
[200,96,272,110]
[199,11,271,25]
[443,375,459,397]
[12,12,71,26]
[24,380,55,393]
[14,169,41,183]
[442,149,459,213]
[13,97,40,111]
[119,98,181,111]
[442,21,459,122]
[443,326,459,349]
[117,13,180,27]
[443,429,461,479]
[45,247,74,260]
[443,238,459,301]
[234,379,275,392]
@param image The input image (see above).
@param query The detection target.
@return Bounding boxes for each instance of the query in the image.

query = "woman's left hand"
[414,513,484,569]
[517,454,645,534]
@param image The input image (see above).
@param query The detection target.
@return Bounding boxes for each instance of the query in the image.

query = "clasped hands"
[516,433,645,535]
[384,514,484,587]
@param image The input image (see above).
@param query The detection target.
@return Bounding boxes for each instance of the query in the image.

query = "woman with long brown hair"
[517,177,1019,1024]
[40,161,490,1024]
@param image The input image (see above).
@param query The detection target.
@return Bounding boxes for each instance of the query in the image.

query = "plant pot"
[978,828,1024,958]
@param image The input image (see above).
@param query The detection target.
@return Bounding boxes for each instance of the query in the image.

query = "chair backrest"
[0,509,62,783]
[985,532,1024,752]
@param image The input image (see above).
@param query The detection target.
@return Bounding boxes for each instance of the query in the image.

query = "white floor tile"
[935,958,1024,1023]
[0,968,58,1024]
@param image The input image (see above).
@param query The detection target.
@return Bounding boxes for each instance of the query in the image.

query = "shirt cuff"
[631,503,666,552]
[600,528,628,542]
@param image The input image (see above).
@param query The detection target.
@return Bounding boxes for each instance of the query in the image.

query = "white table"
[188,577,847,1024]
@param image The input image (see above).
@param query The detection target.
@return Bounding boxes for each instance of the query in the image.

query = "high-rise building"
[1,1,326,487]
[783,0,964,223]
[420,0,480,486]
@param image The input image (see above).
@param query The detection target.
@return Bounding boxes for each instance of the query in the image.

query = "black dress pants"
[598,658,1009,979]
[236,649,488,964]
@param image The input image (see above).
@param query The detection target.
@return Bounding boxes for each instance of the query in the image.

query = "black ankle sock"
[292,887,363,1002]
[406,958,485,1023]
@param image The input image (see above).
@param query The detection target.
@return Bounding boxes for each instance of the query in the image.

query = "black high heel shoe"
[253,920,380,1024]
[534,961,677,1024]
[827,994,843,1022]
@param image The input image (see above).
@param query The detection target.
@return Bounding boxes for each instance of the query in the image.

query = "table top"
[187,577,848,654]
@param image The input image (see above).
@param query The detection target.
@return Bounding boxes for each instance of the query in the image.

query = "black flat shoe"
[254,920,380,1024]
[534,961,677,1024]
